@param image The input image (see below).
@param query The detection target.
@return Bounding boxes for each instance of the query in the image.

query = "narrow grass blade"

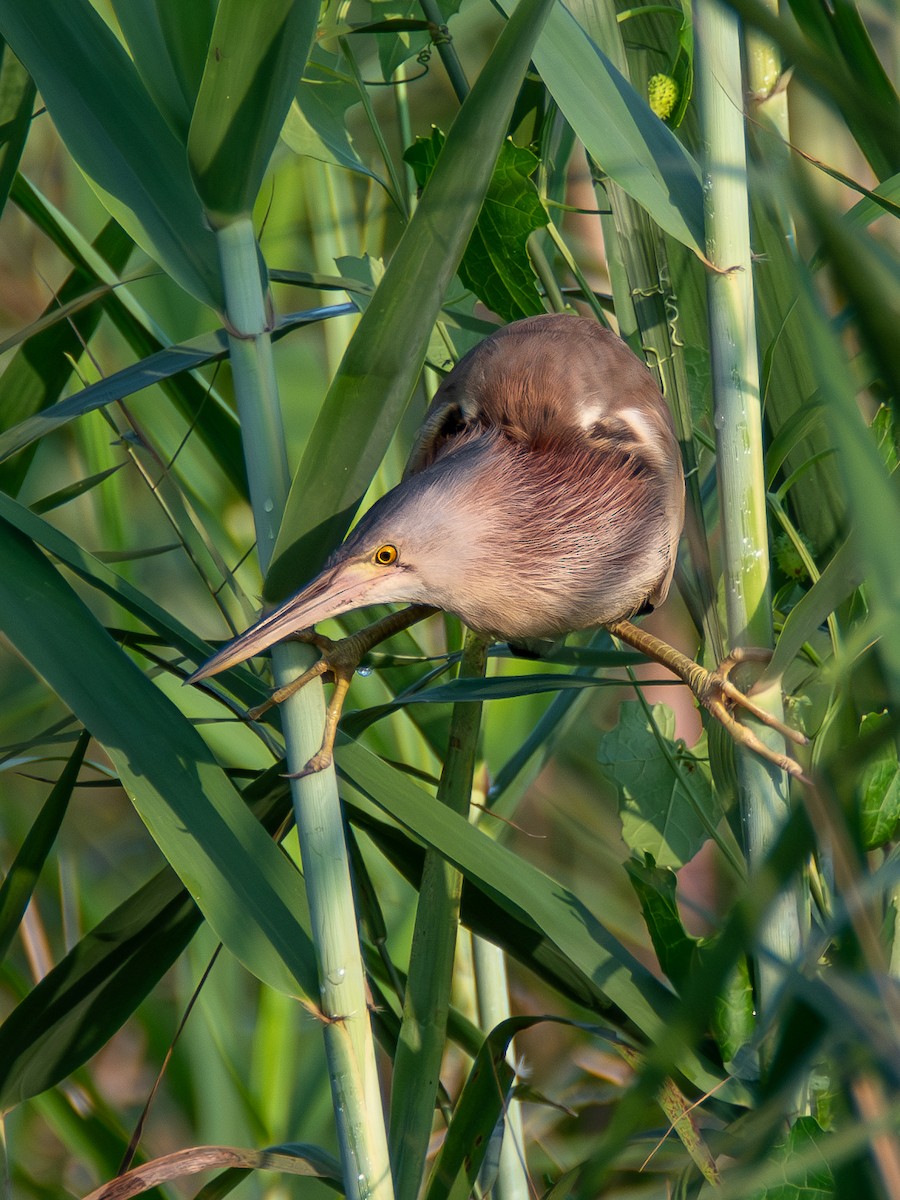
[0,731,88,964]
[0,38,34,214]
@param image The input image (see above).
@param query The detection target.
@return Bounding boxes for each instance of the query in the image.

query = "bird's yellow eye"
[374,544,398,566]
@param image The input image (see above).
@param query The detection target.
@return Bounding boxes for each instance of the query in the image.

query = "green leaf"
[768,538,862,683]
[598,702,721,868]
[282,47,384,185]
[405,131,549,321]
[626,860,754,1064]
[0,0,222,306]
[0,864,201,1111]
[0,732,88,964]
[0,214,133,496]
[187,0,317,223]
[0,763,293,1112]
[857,712,900,850]
[0,517,319,1005]
[499,0,706,255]
[423,1015,572,1200]
[111,0,215,141]
[0,306,353,467]
[338,740,746,1102]
[624,859,695,986]
[0,38,34,216]
[266,0,558,602]
[750,1116,835,1200]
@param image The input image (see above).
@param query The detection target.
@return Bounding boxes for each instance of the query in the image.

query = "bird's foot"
[247,627,365,779]
[694,648,810,783]
[605,619,810,783]
[248,605,438,778]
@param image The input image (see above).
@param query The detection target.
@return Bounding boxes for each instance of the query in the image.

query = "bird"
[187,314,807,780]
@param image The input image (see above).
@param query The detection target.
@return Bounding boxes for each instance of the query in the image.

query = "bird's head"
[186,439,493,685]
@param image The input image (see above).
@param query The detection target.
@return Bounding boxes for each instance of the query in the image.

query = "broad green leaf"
[266,0,557,602]
[187,0,317,223]
[0,732,87,965]
[498,0,705,255]
[405,131,548,321]
[0,517,319,1004]
[624,859,695,986]
[0,0,221,306]
[749,1116,835,1200]
[111,0,215,141]
[423,1014,582,1200]
[282,47,384,185]
[857,712,900,850]
[598,702,721,868]
[842,170,900,232]
[0,38,34,216]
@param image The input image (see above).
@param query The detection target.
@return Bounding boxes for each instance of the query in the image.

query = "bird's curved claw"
[248,627,360,779]
[697,647,810,783]
[247,605,437,778]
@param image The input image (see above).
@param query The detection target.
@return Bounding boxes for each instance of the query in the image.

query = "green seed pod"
[648,73,679,121]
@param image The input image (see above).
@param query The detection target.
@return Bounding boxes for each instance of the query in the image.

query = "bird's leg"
[248,604,438,778]
[605,617,809,782]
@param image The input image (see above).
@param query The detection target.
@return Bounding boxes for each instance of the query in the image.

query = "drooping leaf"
[626,859,754,1064]
[598,702,721,868]
[110,0,215,142]
[498,0,706,255]
[282,46,384,185]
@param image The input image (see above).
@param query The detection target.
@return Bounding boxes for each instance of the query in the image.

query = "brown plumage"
[188,313,807,781]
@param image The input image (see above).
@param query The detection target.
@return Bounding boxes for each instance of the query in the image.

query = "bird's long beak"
[185,558,382,685]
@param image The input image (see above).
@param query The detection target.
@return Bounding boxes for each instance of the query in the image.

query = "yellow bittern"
[188,314,806,779]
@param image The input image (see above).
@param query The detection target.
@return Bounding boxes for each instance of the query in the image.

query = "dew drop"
[356,665,373,677]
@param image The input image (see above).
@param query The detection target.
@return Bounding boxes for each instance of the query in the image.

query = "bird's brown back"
[406,314,685,622]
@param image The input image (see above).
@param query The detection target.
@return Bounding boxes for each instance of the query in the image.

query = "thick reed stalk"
[390,631,488,1200]
[694,0,806,1020]
[216,217,394,1200]
[472,936,528,1200]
